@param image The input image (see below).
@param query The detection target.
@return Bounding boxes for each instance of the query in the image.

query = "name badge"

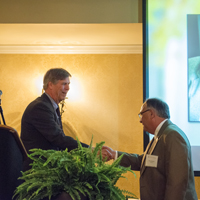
[145,154,158,168]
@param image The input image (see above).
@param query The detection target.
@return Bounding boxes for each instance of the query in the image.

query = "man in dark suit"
[21,68,89,171]
[103,98,198,200]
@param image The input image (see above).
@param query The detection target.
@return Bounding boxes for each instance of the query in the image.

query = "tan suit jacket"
[118,120,197,200]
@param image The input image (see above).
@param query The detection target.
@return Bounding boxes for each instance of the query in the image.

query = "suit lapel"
[157,119,171,138]
[140,120,171,175]
[41,93,58,122]
[140,138,154,169]
[148,137,159,155]
[140,137,159,175]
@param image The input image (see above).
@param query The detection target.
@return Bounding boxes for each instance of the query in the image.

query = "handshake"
[99,146,117,162]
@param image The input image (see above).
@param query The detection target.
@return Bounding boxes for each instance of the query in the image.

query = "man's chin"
[59,97,66,103]
[143,127,148,132]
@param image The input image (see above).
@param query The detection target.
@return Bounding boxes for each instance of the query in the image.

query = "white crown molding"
[0,45,142,54]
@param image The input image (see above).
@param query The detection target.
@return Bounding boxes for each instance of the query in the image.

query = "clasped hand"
[98,146,116,162]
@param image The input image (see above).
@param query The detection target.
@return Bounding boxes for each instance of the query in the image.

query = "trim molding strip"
[0,45,142,54]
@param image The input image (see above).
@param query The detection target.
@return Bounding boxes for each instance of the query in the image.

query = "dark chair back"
[0,125,27,200]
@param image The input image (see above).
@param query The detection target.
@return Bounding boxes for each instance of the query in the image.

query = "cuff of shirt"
[114,150,118,160]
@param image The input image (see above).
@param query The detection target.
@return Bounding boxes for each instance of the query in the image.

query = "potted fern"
[13,137,138,200]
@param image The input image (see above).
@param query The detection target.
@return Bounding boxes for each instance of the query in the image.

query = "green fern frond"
[92,141,105,158]
[89,134,93,150]
[122,189,138,199]
[76,136,83,151]
[109,185,126,200]
[14,136,136,200]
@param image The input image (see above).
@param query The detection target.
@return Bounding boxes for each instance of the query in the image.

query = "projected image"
[147,0,200,173]
[188,15,200,121]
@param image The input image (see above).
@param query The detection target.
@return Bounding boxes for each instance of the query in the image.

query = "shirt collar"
[44,92,58,110]
[154,119,168,138]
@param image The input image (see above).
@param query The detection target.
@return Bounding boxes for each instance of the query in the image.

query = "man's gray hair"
[43,68,71,90]
[145,98,170,119]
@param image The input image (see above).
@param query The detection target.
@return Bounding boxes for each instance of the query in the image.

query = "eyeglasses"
[138,109,150,118]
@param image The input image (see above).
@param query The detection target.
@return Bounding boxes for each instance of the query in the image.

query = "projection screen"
[143,0,200,176]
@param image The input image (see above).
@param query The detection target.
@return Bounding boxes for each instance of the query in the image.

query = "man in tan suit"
[103,98,198,200]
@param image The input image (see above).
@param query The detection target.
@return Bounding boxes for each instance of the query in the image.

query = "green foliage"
[14,137,137,200]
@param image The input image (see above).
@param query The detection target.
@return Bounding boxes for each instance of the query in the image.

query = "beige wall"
[0,54,143,197]
[0,53,199,198]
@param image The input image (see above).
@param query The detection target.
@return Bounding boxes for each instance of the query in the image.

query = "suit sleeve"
[118,151,143,171]
[24,101,88,151]
[163,129,191,200]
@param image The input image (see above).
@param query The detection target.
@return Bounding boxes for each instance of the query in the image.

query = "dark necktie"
[56,107,63,130]
[147,137,158,155]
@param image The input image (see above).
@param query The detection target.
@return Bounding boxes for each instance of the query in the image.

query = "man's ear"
[48,82,53,89]
[150,109,156,119]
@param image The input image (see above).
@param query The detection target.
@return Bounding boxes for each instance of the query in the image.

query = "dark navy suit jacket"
[21,93,88,171]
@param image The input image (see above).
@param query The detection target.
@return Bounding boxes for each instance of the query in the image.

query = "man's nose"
[65,84,70,90]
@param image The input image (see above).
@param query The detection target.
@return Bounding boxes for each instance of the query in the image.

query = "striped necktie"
[141,136,158,169]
